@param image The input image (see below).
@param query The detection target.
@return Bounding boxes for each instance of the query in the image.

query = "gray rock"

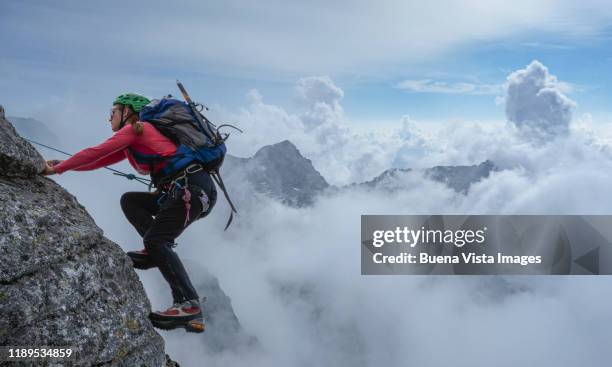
[0,108,45,178]
[0,112,172,366]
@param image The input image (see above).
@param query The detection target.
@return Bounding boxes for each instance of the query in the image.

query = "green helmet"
[113,93,150,112]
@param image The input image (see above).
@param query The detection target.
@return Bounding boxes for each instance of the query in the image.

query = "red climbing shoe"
[149,299,205,333]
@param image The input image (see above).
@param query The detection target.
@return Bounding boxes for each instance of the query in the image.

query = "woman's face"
[109,104,126,131]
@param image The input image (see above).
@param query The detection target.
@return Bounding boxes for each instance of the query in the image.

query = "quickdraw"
[166,163,205,228]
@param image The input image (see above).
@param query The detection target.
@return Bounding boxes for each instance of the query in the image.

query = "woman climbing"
[42,93,216,333]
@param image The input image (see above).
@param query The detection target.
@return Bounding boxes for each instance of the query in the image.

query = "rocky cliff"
[0,105,174,366]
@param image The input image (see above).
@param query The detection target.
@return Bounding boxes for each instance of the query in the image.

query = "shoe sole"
[151,317,205,333]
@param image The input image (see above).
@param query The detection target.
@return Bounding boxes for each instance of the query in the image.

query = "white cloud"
[216,62,611,206]
[396,79,501,95]
[222,61,585,186]
[224,77,398,185]
[390,115,433,168]
[295,76,344,106]
[504,60,577,142]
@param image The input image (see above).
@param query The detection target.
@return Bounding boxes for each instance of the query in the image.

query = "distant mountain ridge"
[355,160,497,194]
[224,140,498,207]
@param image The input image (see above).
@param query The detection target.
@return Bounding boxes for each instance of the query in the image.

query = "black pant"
[120,170,217,303]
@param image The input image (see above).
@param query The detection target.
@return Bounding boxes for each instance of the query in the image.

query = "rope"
[23,137,151,186]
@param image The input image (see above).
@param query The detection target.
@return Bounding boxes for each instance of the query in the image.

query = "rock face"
[0,111,45,178]
[0,106,170,366]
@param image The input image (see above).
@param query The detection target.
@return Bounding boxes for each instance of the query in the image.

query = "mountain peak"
[425,160,498,193]
[254,139,300,158]
[224,139,329,207]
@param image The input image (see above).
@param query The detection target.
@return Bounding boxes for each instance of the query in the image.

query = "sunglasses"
[110,108,123,118]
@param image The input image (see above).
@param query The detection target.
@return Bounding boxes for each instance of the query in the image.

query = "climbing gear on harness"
[159,163,210,228]
[182,186,191,227]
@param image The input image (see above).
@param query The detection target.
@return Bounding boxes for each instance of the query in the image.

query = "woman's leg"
[120,192,161,237]
[142,185,208,303]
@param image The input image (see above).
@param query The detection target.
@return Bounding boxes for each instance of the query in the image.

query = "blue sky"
[2,1,612,130]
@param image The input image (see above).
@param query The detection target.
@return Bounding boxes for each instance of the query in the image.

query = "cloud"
[224,77,398,185]
[390,115,433,168]
[396,79,501,95]
[222,61,584,186]
[503,60,577,142]
[295,76,344,106]
[519,41,576,50]
[4,0,612,81]
[294,77,347,145]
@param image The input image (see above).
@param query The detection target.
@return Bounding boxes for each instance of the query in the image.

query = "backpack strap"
[128,147,191,183]
[128,148,163,185]
[209,167,238,231]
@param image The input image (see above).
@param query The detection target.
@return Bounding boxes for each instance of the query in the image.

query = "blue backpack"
[135,96,239,229]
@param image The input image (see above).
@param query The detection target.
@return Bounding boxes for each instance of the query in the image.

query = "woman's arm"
[72,150,126,171]
[53,126,136,174]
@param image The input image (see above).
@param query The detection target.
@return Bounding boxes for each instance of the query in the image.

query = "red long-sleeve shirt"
[54,122,177,175]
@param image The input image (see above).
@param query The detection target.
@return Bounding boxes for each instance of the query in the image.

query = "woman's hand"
[47,159,63,166]
[42,161,58,175]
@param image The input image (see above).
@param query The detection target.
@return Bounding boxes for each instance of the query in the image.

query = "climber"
[42,93,215,333]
